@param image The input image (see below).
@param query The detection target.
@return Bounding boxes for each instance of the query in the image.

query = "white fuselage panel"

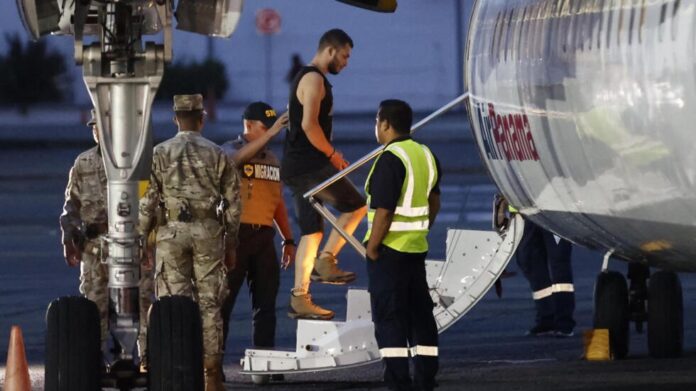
[466,0,696,270]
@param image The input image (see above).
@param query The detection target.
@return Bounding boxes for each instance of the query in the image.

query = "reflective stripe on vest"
[364,139,437,253]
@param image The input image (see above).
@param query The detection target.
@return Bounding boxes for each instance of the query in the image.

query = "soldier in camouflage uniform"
[59,109,154,364]
[138,94,241,391]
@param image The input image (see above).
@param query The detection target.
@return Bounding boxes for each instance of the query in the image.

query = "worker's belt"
[84,222,108,239]
[166,207,217,222]
[240,223,273,232]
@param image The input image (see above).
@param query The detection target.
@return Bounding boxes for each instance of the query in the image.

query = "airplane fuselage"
[466,0,696,271]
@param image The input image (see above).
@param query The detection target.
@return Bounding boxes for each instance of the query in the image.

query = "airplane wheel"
[45,296,102,391]
[647,271,683,358]
[593,271,629,359]
[148,295,204,391]
[251,374,270,385]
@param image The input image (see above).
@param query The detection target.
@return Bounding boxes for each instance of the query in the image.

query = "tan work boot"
[310,252,357,284]
[204,355,225,391]
[288,292,335,320]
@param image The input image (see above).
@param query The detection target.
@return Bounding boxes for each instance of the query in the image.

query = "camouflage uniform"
[60,145,154,355]
[138,95,241,362]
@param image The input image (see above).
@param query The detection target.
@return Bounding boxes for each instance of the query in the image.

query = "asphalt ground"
[1,115,696,390]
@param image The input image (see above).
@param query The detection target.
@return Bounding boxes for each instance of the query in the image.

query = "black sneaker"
[525,325,555,337]
[554,330,575,338]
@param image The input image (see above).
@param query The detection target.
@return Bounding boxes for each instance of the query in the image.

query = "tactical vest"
[364,139,438,253]
[223,137,281,227]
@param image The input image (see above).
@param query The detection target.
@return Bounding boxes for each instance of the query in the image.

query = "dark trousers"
[516,219,575,332]
[367,245,438,391]
[221,224,280,349]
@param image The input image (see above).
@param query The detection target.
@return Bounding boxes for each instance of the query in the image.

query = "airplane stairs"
[240,215,524,377]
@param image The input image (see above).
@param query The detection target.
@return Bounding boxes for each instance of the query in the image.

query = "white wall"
[4,0,472,112]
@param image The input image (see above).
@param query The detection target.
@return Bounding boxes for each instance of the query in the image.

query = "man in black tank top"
[281,29,367,320]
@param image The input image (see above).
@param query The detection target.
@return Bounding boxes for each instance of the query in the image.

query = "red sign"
[256,8,281,35]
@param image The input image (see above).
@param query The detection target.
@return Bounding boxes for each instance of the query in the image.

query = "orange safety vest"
[222,136,281,227]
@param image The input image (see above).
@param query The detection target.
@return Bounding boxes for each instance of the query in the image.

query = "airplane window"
[584,0,600,51]
[518,6,529,62]
[605,0,615,50]
[628,4,636,46]
[579,1,590,52]
[495,11,505,63]
[616,0,625,48]
[597,0,607,50]
[658,2,666,42]
[541,0,554,59]
[637,1,646,44]
[671,0,680,41]
[555,0,569,58]
[504,8,514,62]
[490,11,501,61]
[587,0,600,51]
[534,2,545,60]
[527,3,541,59]
[512,7,524,62]
[573,0,584,52]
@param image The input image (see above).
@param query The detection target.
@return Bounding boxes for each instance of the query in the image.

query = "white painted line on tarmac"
[480,358,557,365]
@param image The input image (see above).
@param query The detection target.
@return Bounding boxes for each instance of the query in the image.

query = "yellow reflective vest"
[364,139,438,253]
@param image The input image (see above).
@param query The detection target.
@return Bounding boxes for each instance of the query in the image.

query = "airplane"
[465,0,694,360]
[14,0,691,389]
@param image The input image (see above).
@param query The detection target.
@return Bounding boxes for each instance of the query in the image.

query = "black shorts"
[283,164,365,235]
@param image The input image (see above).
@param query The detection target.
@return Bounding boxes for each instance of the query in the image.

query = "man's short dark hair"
[378,99,412,135]
[318,29,354,51]
[175,110,204,126]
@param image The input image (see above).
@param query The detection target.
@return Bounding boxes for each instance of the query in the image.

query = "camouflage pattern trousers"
[80,238,154,356]
[154,219,229,359]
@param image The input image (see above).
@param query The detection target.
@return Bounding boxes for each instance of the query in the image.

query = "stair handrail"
[303,92,470,256]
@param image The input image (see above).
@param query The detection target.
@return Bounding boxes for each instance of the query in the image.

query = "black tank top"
[281,66,333,180]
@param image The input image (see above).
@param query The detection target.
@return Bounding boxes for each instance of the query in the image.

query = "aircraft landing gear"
[593,271,630,359]
[593,256,684,360]
[647,271,683,358]
[148,295,204,391]
[45,296,102,391]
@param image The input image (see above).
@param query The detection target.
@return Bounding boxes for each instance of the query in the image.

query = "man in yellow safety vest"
[364,99,441,391]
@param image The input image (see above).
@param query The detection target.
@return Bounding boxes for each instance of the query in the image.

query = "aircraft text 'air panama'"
[474,102,539,162]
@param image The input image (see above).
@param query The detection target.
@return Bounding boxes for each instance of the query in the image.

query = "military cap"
[243,101,277,129]
[173,94,205,111]
[86,109,97,126]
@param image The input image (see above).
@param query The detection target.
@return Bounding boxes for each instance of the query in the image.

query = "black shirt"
[281,66,334,180]
[368,137,442,211]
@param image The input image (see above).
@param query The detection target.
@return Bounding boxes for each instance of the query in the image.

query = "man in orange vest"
[221,102,294,355]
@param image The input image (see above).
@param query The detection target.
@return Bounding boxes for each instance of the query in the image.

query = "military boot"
[310,252,356,284]
[204,355,225,391]
[288,292,335,320]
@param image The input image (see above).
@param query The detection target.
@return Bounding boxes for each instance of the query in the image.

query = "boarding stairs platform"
[240,215,524,379]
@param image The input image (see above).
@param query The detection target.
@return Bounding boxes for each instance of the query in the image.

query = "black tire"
[593,271,630,359]
[148,295,204,391]
[45,296,102,391]
[647,271,683,358]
